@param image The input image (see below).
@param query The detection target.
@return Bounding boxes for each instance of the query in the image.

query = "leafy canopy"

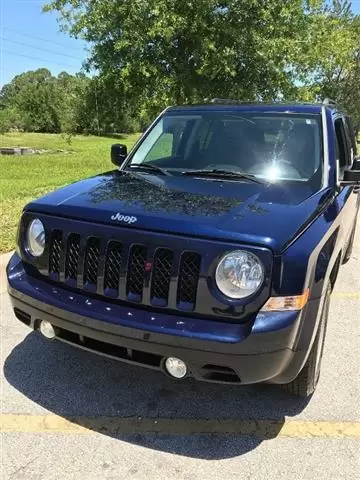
[44,1,359,126]
[2,1,359,134]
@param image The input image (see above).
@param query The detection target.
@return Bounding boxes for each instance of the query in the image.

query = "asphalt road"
[1,223,359,480]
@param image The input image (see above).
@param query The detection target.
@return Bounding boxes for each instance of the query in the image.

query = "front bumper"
[7,253,314,385]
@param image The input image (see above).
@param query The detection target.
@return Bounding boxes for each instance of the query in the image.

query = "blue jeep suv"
[7,99,360,397]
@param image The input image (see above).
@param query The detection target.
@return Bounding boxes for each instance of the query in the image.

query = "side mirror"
[352,155,360,170]
[111,144,127,166]
[340,168,360,186]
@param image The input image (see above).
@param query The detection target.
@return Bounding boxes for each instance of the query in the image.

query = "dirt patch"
[0,147,72,156]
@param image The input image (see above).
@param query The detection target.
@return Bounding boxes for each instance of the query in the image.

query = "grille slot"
[151,248,173,305]
[126,245,147,298]
[84,237,100,286]
[177,252,201,308]
[65,233,80,280]
[104,241,123,291]
[49,230,63,275]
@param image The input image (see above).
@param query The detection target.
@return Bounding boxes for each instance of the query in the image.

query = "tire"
[342,224,356,264]
[282,285,331,397]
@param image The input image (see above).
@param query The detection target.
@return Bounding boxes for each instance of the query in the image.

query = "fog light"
[39,320,56,339]
[165,357,187,379]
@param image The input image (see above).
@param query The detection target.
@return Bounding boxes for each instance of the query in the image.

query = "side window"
[334,118,351,175]
[145,133,173,162]
[344,116,357,157]
[144,120,187,162]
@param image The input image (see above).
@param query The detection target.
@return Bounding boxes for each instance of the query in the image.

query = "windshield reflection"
[128,112,322,187]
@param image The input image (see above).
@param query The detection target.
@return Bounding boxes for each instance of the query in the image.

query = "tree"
[288,1,360,131]
[0,69,91,134]
[44,1,360,123]
[2,1,359,134]
[44,1,328,110]
[56,71,91,133]
[313,4,360,131]
[0,69,61,132]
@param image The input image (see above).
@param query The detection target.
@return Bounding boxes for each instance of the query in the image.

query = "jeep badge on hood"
[111,213,137,224]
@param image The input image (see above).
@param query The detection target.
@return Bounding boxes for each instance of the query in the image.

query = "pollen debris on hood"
[87,173,245,217]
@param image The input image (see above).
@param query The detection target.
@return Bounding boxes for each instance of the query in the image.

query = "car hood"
[26,170,331,254]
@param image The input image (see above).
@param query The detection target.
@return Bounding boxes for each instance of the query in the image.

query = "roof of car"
[167,102,340,115]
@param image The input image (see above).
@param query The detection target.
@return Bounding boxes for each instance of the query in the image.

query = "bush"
[0,108,28,134]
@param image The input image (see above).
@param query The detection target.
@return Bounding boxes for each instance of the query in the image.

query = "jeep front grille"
[48,232,201,311]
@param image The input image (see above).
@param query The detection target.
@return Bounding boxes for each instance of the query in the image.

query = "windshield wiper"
[181,169,265,184]
[126,163,170,175]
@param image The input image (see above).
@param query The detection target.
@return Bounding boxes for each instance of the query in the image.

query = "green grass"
[0,132,140,252]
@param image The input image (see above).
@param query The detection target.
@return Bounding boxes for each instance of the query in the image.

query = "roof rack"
[210,98,250,104]
[322,98,337,106]
[210,98,328,106]
[208,98,338,108]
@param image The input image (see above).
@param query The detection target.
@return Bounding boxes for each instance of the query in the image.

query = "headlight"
[27,218,45,257]
[215,250,264,299]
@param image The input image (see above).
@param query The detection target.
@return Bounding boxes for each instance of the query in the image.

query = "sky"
[1,0,360,88]
[0,0,88,87]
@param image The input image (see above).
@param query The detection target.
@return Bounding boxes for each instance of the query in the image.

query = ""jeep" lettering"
[111,213,137,224]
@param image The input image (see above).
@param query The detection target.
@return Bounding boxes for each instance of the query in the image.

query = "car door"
[334,115,359,244]
[343,116,360,201]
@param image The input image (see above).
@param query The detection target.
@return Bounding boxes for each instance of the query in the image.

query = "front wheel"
[282,285,331,397]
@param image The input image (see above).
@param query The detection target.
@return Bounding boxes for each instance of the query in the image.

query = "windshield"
[128,111,323,184]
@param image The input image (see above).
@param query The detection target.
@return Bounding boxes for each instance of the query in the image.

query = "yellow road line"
[1,415,360,438]
[332,292,360,298]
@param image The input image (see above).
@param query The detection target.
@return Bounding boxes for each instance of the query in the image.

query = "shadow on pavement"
[4,332,310,459]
